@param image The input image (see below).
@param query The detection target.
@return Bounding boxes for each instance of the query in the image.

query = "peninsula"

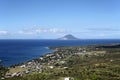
[1,44,120,80]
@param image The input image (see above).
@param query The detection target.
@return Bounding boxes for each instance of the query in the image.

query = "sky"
[0,0,120,39]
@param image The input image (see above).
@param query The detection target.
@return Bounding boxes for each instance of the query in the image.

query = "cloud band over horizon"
[0,26,120,39]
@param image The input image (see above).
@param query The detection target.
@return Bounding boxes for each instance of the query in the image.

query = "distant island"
[58,34,79,40]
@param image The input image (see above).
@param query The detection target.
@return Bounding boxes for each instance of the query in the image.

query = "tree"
[0,60,9,78]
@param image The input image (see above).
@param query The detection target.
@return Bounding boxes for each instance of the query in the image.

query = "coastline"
[3,43,120,79]
[8,47,54,68]
[6,45,88,77]
[0,46,54,67]
[1,39,120,67]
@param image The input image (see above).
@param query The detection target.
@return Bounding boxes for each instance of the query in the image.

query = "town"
[1,44,120,80]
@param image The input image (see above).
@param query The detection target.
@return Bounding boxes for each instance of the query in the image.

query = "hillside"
[1,44,120,80]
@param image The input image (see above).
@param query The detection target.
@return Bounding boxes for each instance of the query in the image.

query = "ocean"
[0,39,120,67]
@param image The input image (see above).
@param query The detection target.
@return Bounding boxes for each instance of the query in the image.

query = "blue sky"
[0,0,120,39]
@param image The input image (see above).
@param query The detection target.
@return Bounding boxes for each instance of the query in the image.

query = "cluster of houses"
[5,47,87,78]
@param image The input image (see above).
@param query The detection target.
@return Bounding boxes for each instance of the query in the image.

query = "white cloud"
[18,30,35,35]
[86,27,120,32]
[35,28,65,33]
[17,27,66,35]
[0,30,9,36]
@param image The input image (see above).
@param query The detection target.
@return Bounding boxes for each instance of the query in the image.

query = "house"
[11,73,17,77]
[64,77,74,80]
[49,66,54,69]
[64,77,70,80]
[20,65,26,68]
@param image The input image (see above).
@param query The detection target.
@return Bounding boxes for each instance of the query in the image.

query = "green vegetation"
[2,44,120,80]
[0,62,9,79]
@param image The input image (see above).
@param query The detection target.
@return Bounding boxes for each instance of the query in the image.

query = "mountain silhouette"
[58,34,79,40]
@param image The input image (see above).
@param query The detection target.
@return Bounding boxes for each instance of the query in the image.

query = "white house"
[64,77,70,80]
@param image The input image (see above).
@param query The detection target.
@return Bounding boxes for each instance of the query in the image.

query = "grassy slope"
[5,44,120,80]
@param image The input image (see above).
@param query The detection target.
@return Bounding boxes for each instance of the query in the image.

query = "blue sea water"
[0,39,120,67]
